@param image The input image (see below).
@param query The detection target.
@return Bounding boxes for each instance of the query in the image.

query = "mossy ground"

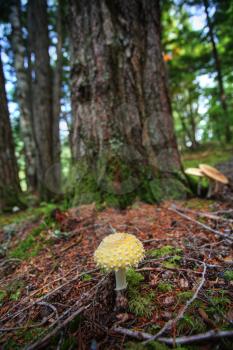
[181,143,233,169]
[0,147,232,350]
[126,269,155,318]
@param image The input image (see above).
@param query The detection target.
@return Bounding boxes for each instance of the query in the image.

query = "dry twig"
[113,327,233,345]
[141,259,207,343]
[169,205,233,242]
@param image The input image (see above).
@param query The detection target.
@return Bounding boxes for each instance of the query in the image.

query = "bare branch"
[113,327,233,345]
[169,205,233,242]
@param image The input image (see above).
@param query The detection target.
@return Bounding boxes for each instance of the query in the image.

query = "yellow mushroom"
[94,232,145,291]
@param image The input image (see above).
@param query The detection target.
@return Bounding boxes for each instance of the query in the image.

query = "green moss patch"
[67,155,189,209]
[0,289,7,305]
[177,314,206,334]
[8,223,47,260]
[223,270,233,281]
[126,269,155,318]
[3,327,44,350]
[157,282,173,292]
[147,245,183,258]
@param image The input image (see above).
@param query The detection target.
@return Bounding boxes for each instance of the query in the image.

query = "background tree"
[68,0,187,206]
[0,48,21,211]
[203,0,231,142]
[27,0,61,200]
[9,0,37,192]
[168,0,233,145]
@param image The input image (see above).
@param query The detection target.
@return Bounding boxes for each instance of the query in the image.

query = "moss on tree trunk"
[68,0,189,207]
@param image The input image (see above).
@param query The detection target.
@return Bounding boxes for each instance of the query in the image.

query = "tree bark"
[0,48,21,211]
[52,0,62,191]
[9,0,37,192]
[69,0,186,205]
[28,0,61,199]
[187,91,199,149]
[203,0,231,143]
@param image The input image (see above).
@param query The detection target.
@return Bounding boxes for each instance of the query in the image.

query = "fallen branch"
[0,268,99,324]
[26,304,91,350]
[174,206,233,223]
[25,275,108,350]
[169,205,233,242]
[113,327,233,345]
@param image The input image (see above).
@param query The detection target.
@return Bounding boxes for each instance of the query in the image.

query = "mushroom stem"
[115,268,127,291]
[207,179,214,198]
[197,178,202,196]
[214,181,220,194]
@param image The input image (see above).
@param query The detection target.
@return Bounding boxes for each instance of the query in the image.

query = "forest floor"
[0,149,233,350]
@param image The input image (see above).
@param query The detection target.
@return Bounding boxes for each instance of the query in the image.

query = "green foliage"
[126,269,155,318]
[60,336,78,350]
[176,291,203,308]
[126,269,144,287]
[177,291,194,302]
[81,273,92,282]
[0,289,7,304]
[206,290,231,317]
[182,144,233,169]
[3,327,44,349]
[0,202,59,229]
[223,270,233,281]
[8,223,46,260]
[128,291,155,318]
[157,282,173,292]
[9,289,21,301]
[7,279,25,301]
[177,314,206,334]
[147,245,183,258]
[162,255,182,268]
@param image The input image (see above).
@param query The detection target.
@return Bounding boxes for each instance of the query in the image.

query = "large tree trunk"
[0,49,21,211]
[9,0,37,192]
[203,0,231,143]
[69,0,186,205]
[28,0,60,199]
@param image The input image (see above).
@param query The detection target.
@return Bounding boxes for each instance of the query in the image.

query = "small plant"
[147,245,183,258]
[177,314,206,334]
[0,289,7,304]
[81,274,92,282]
[162,255,182,268]
[177,291,194,301]
[126,269,155,317]
[10,289,21,301]
[126,268,144,287]
[128,291,155,317]
[177,291,203,308]
[157,282,173,292]
[223,270,233,281]
[7,279,25,301]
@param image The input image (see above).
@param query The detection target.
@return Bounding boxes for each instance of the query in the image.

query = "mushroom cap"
[199,164,228,184]
[94,232,145,271]
[185,168,204,177]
